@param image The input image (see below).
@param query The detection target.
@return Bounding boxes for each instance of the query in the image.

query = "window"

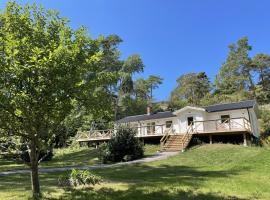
[147,123,151,134]
[147,122,155,134]
[166,121,173,128]
[221,115,230,123]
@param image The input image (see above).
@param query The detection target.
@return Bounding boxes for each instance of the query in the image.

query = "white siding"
[176,109,205,134]
[122,107,259,137]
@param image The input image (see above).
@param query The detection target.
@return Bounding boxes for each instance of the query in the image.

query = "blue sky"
[1,0,270,101]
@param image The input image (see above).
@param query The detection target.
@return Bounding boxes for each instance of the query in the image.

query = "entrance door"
[187,117,194,132]
[187,117,194,126]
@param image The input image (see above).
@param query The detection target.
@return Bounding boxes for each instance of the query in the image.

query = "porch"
[76,117,251,142]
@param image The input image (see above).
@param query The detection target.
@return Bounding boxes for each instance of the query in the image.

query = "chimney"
[147,106,152,115]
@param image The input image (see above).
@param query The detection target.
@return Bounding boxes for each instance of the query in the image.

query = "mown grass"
[0,144,160,172]
[0,144,269,199]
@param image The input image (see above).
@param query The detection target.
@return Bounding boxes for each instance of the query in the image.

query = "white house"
[77,100,260,151]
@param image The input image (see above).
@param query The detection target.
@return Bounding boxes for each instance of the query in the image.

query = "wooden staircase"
[160,125,194,152]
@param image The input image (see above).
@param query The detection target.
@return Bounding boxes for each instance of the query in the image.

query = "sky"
[1,0,270,101]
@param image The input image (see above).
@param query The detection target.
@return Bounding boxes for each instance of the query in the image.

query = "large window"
[166,121,173,128]
[221,115,230,123]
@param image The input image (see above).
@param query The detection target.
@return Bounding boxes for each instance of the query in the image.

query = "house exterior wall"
[121,107,259,137]
[248,108,260,137]
[176,109,205,134]
[201,109,250,133]
[128,117,178,136]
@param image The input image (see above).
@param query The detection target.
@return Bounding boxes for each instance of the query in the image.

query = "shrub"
[260,110,270,134]
[58,169,102,188]
[259,110,270,145]
[102,127,144,163]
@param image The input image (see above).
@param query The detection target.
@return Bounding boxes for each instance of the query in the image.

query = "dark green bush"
[102,127,144,163]
[58,169,102,188]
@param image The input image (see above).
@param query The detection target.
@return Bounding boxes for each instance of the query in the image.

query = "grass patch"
[0,144,270,199]
[0,144,160,172]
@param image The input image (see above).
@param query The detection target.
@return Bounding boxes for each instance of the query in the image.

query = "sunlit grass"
[0,144,160,172]
[0,144,269,199]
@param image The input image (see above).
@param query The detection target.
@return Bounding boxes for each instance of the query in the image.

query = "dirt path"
[0,151,179,176]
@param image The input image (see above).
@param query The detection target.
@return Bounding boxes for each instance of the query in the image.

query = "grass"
[0,144,160,172]
[0,144,270,199]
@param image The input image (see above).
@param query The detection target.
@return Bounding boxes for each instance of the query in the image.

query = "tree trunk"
[30,140,41,199]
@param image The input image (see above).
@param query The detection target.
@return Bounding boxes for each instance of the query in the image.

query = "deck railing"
[76,117,251,142]
[192,117,251,134]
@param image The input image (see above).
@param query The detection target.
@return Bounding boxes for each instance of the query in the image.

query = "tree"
[147,75,163,103]
[0,2,121,198]
[114,55,144,120]
[252,54,270,103]
[134,76,163,102]
[215,37,254,95]
[169,72,211,107]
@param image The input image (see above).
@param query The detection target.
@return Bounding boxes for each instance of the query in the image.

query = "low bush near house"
[101,127,144,163]
[58,169,102,188]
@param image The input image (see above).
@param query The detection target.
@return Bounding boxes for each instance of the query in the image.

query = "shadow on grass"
[41,148,100,167]
[47,187,247,200]
[53,164,249,200]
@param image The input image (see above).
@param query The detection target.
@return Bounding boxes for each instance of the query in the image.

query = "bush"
[102,127,144,163]
[58,169,102,188]
[260,110,270,134]
[259,110,270,145]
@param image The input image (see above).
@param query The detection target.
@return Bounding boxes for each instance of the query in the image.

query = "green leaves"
[169,72,211,107]
[0,1,123,155]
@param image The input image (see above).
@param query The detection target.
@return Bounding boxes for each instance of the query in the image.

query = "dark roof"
[117,111,176,123]
[204,100,256,112]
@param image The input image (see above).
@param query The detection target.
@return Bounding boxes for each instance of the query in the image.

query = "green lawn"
[0,144,160,172]
[0,144,269,199]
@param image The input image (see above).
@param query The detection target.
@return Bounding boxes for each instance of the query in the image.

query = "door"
[187,117,194,126]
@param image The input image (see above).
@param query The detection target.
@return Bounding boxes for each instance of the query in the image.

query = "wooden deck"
[76,117,252,143]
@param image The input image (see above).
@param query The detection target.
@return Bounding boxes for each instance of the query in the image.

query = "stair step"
[161,133,193,152]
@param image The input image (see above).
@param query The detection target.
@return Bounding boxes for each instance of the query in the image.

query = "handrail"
[160,126,173,148]
[181,123,194,150]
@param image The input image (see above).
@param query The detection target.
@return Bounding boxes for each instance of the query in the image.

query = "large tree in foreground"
[0,2,121,198]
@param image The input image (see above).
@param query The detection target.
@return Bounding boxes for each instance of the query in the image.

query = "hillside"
[0,144,270,199]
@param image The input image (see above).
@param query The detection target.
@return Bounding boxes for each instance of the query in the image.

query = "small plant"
[58,169,102,188]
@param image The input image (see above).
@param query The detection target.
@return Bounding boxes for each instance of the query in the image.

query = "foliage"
[214,37,270,104]
[0,1,124,197]
[260,110,270,136]
[58,169,102,187]
[20,146,53,163]
[253,54,270,104]
[169,72,211,107]
[215,37,253,95]
[102,127,144,163]
[169,37,270,110]
[116,75,163,119]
